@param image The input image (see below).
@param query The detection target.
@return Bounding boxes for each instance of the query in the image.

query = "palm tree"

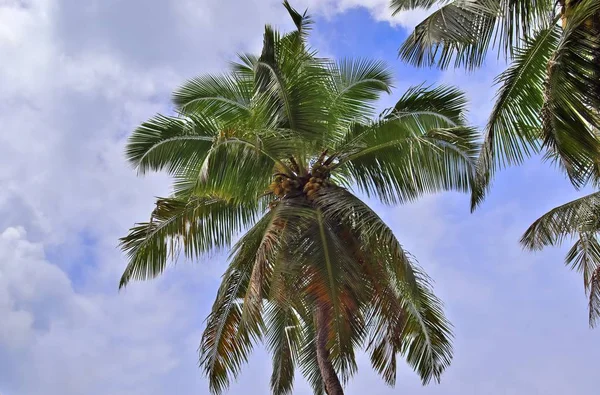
[390,0,600,208]
[119,3,479,394]
[521,191,600,327]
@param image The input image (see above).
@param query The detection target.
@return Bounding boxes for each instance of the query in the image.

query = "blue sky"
[1,1,599,394]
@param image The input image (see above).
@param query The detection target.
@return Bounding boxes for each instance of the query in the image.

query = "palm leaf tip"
[390,0,438,14]
[519,191,600,328]
[590,267,600,327]
[282,0,312,34]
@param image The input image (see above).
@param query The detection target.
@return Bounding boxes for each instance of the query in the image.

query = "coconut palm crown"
[391,0,600,209]
[119,3,479,394]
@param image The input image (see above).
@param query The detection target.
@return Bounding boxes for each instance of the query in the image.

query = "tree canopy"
[119,2,480,393]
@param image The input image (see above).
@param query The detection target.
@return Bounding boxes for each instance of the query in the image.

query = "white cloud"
[435,54,508,128]
[0,227,199,395]
[2,0,600,394]
[298,0,434,29]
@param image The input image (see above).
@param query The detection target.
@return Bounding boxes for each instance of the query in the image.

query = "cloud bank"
[1,1,599,394]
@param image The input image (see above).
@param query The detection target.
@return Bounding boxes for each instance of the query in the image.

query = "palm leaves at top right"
[391,0,600,208]
[521,190,600,327]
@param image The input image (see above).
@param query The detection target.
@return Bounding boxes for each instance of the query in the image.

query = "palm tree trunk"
[315,304,344,395]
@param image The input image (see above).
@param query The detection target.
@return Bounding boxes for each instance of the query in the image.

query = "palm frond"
[521,191,600,327]
[493,0,553,57]
[363,241,453,385]
[172,73,253,120]
[126,114,217,175]
[541,0,600,187]
[397,0,553,70]
[326,59,393,141]
[119,196,263,288]
[590,267,600,327]
[313,186,452,383]
[351,207,453,383]
[390,0,445,11]
[293,210,363,381]
[230,53,259,79]
[283,0,313,38]
[265,303,301,395]
[312,186,418,287]
[472,24,560,209]
[200,268,253,394]
[298,318,325,395]
[254,25,330,143]
[172,130,299,202]
[392,265,453,384]
[565,233,600,290]
[199,201,320,394]
[338,119,479,204]
[384,83,468,126]
[199,210,281,394]
[363,264,405,386]
[399,0,497,70]
[238,202,297,336]
[521,191,600,250]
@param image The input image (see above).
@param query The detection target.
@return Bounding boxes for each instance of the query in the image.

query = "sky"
[0,0,599,394]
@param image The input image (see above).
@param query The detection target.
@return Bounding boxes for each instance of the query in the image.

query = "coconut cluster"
[268,161,331,204]
[302,163,330,201]
[216,128,235,141]
[270,175,301,197]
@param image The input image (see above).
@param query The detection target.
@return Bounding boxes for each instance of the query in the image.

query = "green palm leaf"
[472,24,560,209]
[126,114,217,175]
[298,318,325,395]
[521,191,600,249]
[385,83,467,126]
[171,132,294,201]
[200,209,282,394]
[521,190,600,327]
[398,0,497,70]
[565,234,600,292]
[172,73,253,120]
[119,195,263,288]
[282,0,313,38]
[265,302,301,395]
[395,0,553,70]
[326,58,393,142]
[337,83,475,191]
[254,25,330,143]
[590,267,600,327]
[541,0,600,187]
[339,121,479,204]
